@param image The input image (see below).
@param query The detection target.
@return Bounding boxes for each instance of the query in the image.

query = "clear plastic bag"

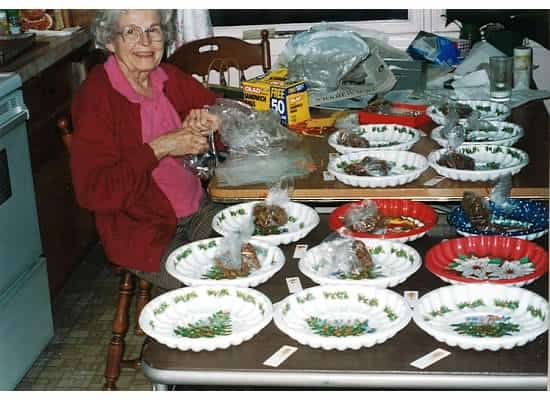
[277,23,397,105]
[207,99,314,186]
[278,24,370,92]
[207,98,301,157]
[180,130,218,180]
[490,174,514,212]
[343,200,385,234]
[437,120,476,170]
[212,227,260,277]
[252,178,293,235]
[320,239,375,279]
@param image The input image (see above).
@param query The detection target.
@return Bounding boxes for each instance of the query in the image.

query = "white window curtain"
[168,9,213,56]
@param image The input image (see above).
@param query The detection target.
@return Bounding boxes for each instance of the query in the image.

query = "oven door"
[0,108,42,294]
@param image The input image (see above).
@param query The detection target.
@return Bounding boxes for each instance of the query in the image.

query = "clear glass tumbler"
[489,56,513,102]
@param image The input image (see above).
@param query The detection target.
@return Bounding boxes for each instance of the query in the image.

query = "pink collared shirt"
[104,55,203,218]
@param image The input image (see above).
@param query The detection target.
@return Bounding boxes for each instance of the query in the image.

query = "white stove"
[0,71,53,389]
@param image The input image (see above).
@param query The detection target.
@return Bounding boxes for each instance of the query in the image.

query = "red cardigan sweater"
[70,63,217,272]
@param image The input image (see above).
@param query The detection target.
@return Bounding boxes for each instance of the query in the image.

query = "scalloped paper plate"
[138,286,273,352]
[448,199,549,241]
[427,100,511,126]
[166,238,285,287]
[274,285,411,350]
[424,236,549,287]
[328,150,428,188]
[212,201,320,246]
[413,284,548,351]
[328,199,438,243]
[431,121,523,148]
[328,124,422,153]
[298,238,421,288]
[428,144,528,182]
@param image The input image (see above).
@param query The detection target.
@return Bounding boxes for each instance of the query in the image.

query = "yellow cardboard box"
[242,68,310,126]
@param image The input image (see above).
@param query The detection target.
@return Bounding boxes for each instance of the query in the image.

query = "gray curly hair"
[91,9,175,50]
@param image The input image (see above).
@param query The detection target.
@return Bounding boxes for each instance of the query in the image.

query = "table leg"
[152,383,170,391]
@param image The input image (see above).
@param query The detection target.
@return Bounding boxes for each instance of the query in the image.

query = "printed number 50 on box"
[243,69,310,126]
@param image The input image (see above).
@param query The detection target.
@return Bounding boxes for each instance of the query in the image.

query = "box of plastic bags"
[242,68,310,126]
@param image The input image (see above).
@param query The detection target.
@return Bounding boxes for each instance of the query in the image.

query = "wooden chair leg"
[103,270,134,391]
[134,278,152,336]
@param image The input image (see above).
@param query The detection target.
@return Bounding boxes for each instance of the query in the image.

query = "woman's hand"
[182,109,221,135]
[148,128,208,160]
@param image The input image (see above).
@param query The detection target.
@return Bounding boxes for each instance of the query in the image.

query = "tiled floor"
[16,243,159,391]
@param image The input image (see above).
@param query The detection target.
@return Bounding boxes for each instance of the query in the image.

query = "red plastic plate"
[425,236,549,286]
[328,199,438,241]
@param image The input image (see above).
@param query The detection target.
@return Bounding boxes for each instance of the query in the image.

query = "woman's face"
[106,10,164,74]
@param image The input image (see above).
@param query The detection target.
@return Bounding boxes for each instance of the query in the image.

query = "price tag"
[328,152,338,162]
[403,291,419,309]
[423,175,446,187]
[410,348,451,369]
[323,171,335,181]
[263,345,298,367]
[293,244,308,259]
[286,277,303,293]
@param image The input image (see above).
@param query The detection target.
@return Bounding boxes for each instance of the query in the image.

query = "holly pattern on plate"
[306,316,376,337]
[173,310,232,338]
[451,314,520,337]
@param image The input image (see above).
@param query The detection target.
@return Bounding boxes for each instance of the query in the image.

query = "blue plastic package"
[407,31,460,66]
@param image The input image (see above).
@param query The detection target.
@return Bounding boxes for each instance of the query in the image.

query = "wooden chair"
[57,117,153,391]
[167,30,271,87]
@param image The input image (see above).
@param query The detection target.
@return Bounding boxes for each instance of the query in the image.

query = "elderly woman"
[70,9,223,289]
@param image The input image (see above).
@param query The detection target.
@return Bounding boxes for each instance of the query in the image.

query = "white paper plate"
[328,124,422,153]
[298,238,421,288]
[212,201,320,246]
[427,100,511,126]
[166,238,285,288]
[139,286,273,352]
[413,284,548,351]
[274,285,411,350]
[428,144,529,182]
[328,150,429,188]
[431,121,524,148]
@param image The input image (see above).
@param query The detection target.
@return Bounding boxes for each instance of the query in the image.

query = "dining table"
[208,100,549,203]
[140,96,549,390]
[140,213,548,390]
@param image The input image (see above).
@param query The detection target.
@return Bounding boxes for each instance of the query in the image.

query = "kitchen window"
[211,9,459,56]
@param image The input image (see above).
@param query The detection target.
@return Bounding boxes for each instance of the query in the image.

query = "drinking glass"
[489,56,513,102]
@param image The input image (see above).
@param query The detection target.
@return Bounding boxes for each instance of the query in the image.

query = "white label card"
[286,277,303,294]
[293,244,308,259]
[410,348,451,369]
[403,291,419,309]
[328,152,338,162]
[423,175,446,187]
[263,345,298,367]
[323,171,335,181]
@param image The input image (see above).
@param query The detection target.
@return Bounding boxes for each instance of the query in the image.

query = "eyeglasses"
[115,24,164,44]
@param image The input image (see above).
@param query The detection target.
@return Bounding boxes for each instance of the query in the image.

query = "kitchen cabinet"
[25,43,97,298]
